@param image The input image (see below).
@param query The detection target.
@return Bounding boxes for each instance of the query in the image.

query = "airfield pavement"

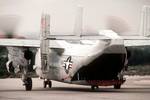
[0,76,150,100]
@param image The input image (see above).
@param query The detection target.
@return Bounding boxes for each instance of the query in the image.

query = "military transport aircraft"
[0,6,150,91]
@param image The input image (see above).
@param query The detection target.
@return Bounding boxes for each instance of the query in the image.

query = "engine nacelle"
[6,60,14,73]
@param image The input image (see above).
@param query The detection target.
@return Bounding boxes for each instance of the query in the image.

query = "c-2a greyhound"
[0,7,150,91]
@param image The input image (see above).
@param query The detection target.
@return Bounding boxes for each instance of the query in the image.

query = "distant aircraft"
[0,6,150,91]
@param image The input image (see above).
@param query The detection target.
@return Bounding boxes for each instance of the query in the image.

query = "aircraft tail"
[40,14,50,39]
[40,14,50,72]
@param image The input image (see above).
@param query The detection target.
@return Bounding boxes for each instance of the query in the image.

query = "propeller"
[106,16,131,36]
[0,15,23,38]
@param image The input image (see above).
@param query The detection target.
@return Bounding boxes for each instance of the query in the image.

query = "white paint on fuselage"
[34,39,126,82]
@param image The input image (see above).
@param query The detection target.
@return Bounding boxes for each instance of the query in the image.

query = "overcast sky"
[0,0,150,38]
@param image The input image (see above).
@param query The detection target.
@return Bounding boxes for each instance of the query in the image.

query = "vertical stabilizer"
[73,6,83,36]
[41,14,50,39]
[40,14,50,72]
[141,6,150,37]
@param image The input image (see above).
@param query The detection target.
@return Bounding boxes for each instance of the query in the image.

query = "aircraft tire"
[43,81,47,88]
[25,77,32,91]
[48,81,52,88]
[114,84,121,89]
[91,86,95,90]
[91,85,98,90]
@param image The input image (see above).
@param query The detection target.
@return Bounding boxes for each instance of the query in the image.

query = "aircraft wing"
[47,35,110,40]
[123,36,150,46]
[48,35,150,47]
[0,35,150,48]
[0,38,62,48]
[0,39,40,47]
[124,39,150,46]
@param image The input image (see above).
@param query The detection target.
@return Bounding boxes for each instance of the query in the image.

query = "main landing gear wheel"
[91,85,99,90]
[43,80,52,88]
[114,84,121,89]
[24,77,32,91]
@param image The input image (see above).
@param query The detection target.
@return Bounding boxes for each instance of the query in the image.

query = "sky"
[0,0,150,38]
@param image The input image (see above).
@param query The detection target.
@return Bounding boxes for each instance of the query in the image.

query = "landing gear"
[91,85,99,90]
[21,65,32,91]
[43,79,52,88]
[24,77,32,91]
[113,70,124,89]
[114,84,121,89]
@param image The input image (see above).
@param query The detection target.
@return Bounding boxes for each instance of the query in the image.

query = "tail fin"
[141,5,150,37]
[41,13,50,39]
[73,6,83,36]
[40,14,50,72]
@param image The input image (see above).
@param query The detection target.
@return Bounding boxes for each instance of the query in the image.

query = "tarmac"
[0,76,150,100]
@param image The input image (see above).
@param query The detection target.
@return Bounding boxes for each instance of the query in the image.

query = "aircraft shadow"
[0,87,150,93]
[47,87,150,93]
